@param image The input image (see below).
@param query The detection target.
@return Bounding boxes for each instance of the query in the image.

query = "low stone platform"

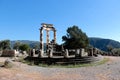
[25,55,103,65]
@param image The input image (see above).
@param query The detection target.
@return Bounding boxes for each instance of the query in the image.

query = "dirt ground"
[0,56,120,80]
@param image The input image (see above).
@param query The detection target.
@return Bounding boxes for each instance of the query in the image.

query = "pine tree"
[62,25,89,49]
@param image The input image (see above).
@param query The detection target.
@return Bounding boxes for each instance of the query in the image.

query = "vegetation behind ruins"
[1,25,120,56]
[1,37,120,53]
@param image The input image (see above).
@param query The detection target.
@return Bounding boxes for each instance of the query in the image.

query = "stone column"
[54,30,56,44]
[46,30,50,47]
[32,49,35,57]
[40,28,44,57]
[80,48,85,57]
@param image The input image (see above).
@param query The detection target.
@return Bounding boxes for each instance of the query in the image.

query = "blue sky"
[0,0,120,44]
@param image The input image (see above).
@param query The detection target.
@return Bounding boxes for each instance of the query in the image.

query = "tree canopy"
[13,41,30,51]
[0,40,11,50]
[13,41,21,50]
[19,44,30,51]
[62,25,89,49]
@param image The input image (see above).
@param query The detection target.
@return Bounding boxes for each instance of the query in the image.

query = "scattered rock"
[107,63,110,65]
[4,59,14,68]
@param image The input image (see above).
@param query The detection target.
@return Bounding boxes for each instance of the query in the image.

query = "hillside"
[10,38,120,51]
[11,40,40,49]
[89,37,120,51]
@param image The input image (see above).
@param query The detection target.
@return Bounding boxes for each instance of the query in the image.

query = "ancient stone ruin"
[28,23,103,64]
[39,23,56,57]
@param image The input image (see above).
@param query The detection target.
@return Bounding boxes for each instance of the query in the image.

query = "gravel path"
[0,56,120,80]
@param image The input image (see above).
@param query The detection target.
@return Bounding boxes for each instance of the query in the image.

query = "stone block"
[64,49,69,58]
[4,59,14,68]
[75,49,80,57]
[80,48,85,57]
[2,50,15,57]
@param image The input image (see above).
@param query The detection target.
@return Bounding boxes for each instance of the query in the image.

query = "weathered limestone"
[48,49,53,58]
[39,50,44,57]
[54,30,56,44]
[93,48,97,54]
[2,50,15,57]
[33,49,35,57]
[64,49,69,58]
[46,30,50,46]
[4,59,14,68]
[75,48,86,57]
[83,52,88,57]
[29,49,36,57]
[80,48,85,57]
[88,48,93,56]
[40,28,44,58]
[75,49,80,57]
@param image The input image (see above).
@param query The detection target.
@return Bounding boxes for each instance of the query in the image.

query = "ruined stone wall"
[1,50,15,57]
